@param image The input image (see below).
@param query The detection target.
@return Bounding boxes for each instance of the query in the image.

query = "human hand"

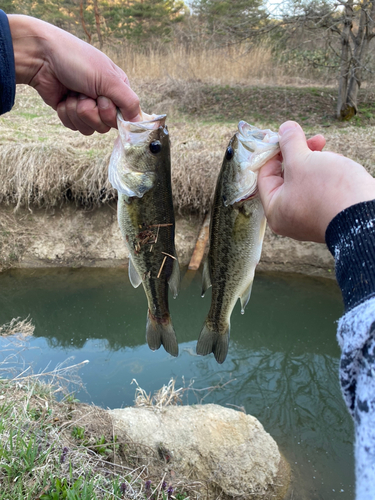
[8,15,141,135]
[258,121,375,243]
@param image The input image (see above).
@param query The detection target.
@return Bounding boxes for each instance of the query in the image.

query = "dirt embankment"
[0,203,334,278]
[3,83,374,278]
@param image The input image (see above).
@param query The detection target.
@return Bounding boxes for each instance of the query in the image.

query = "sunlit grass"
[107,42,330,87]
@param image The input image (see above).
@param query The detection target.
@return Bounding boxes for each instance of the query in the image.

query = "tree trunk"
[94,0,103,50]
[79,0,91,44]
[345,0,375,118]
[337,0,354,119]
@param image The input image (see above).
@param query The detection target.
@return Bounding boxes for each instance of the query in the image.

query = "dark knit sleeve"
[325,200,375,313]
[0,10,15,115]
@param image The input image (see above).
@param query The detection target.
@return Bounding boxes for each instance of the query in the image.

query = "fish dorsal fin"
[240,280,254,314]
[201,259,212,297]
[168,254,180,299]
[128,257,142,288]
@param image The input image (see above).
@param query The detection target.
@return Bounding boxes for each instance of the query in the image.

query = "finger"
[258,155,284,212]
[97,96,117,129]
[57,100,78,131]
[259,152,283,180]
[76,95,111,133]
[64,94,95,136]
[100,77,141,123]
[278,121,310,164]
[117,85,141,123]
[307,134,326,152]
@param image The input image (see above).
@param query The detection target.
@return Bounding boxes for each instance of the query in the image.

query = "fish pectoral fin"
[201,259,212,297]
[168,255,180,299]
[240,279,254,314]
[128,257,142,288]
[196,322,230,364]
[108,139,155,198]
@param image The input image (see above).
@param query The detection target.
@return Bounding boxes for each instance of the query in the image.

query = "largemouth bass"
[108,111,180,356]
[196,122,279,364]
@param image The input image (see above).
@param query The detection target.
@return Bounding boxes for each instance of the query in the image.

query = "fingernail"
[279,121,300,136]
[78,94,89,100]
[130,113,142,123]
[98,96,111,109]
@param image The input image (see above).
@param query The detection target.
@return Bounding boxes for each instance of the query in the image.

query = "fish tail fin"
[146,311,178,357]
[196,321,229,364]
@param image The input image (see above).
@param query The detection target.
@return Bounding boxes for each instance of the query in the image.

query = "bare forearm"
[8,15,47,86]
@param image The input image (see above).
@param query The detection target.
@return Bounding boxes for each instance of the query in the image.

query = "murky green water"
[0,268,353,499]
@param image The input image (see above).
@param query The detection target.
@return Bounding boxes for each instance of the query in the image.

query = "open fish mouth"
[237,120,279,144]
[117,110,167,146]
[224,121,280,206]
[108,110,168,198]
[236,120,279,171]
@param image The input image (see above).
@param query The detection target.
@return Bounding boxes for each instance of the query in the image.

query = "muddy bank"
[0,204,334,278]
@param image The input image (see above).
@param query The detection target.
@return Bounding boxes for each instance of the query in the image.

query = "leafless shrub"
[0,316,34,338]
[132,378,184,409]
[132,376,237,408]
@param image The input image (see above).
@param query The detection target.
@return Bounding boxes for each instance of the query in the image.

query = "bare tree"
[281,0,375,120]
[93,0,103,49]
[336,0,375,120]
[79,0,92,44]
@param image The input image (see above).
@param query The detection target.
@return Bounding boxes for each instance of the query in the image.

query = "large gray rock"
[109,404,290,499]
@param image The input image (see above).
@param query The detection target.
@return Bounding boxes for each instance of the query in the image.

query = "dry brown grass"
[323,127,375,176]
[107,42,329,87]
[0,85,233,214]
[1,85,375,217]
[0,143,114,209]
[0,317,34,338]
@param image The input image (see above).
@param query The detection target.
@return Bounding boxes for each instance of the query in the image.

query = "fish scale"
[109,111,180,357]
[197,123,278,364]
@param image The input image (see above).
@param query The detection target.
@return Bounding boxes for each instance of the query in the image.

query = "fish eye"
[226,146,234,160]
[149,141,162,154]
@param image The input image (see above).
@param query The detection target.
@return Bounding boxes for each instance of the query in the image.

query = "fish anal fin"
[196,322,230,364]
[146,311,178,357]
[201,259,212,297]
[240,279,254,314]
[128,257,142,288]
[168,254,180,299]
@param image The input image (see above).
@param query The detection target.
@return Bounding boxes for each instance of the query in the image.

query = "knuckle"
[65,97,78,114]
[76,99,96,120]
[79,127,95,136]
[97,124,111,134]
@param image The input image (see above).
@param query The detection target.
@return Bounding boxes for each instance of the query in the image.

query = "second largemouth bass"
[196,122,279,364]
[108,111,180,357]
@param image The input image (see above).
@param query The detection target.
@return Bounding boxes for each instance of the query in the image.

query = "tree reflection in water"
[0,268,354,499]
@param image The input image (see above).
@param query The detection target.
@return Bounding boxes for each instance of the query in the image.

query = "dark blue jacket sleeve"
[0,10,15,115]
[325,200,375,312]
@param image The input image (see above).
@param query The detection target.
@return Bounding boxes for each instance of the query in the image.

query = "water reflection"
[0,268,353,499]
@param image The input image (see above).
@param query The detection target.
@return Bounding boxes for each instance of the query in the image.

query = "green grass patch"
[0,376,196,500]
[173,84,375,128]
[18,112,41,120]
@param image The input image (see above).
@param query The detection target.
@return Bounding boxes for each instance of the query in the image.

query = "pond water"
[0,267,353,499]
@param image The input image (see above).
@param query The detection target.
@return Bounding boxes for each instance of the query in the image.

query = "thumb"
[278,121,309,166]
[116,85,141,122]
